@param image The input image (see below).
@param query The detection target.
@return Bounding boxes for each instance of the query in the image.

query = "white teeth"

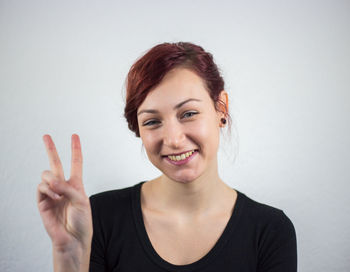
[168,150,195,161]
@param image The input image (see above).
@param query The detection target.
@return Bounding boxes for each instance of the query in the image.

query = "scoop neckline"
[131,181,245,271]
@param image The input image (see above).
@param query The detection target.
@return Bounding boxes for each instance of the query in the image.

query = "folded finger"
[49,178,85,205]
[40,171,84,204]
[37,181,61,203]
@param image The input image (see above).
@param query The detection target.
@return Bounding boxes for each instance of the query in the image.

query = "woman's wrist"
[52,241,92,272]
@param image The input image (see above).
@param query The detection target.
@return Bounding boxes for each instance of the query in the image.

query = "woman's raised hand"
[37,134,93,253]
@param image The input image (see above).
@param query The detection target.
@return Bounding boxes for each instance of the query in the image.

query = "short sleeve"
[89,195,106,272]
[257,210,297,272]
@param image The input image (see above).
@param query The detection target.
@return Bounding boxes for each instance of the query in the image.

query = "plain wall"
[0,0,349,271]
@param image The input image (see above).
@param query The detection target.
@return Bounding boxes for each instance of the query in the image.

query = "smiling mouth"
[162,149,199,157]
[163,149,199,163]
[162,149,199,162]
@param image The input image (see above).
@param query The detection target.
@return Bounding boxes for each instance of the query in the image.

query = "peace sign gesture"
[37,134,93,256]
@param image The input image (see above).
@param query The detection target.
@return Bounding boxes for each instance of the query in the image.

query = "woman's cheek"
[190,119,212,138]
[149,130,160,141]
[191,119,220,152]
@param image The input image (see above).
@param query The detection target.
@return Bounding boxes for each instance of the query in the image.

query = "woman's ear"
[218,90,229,117]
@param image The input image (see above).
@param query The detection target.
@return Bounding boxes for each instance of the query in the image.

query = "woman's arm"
[37,135,93,272]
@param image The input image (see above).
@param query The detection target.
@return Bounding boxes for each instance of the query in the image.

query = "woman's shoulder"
[89,181,143,212]
[236,191,297,268]
[237,190,296,235]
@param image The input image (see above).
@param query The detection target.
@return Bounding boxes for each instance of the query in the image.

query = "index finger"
[42,134,65,180]
[70,134,83,182]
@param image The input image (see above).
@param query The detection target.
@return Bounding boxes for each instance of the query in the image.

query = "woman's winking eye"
[142,111,199,127]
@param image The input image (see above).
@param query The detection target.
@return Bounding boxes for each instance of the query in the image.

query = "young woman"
[37,42,297,272]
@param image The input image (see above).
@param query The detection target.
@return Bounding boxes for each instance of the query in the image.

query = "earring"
[221,118,226,125]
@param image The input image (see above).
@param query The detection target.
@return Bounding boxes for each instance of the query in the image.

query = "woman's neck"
[145,168,232,220]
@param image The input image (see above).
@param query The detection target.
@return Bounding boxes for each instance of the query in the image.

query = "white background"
[0,0,349,271]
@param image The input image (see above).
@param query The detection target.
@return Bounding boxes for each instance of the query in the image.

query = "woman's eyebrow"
[137,98,202,116]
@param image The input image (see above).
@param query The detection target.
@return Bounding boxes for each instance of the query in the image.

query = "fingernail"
[54,193,60,199]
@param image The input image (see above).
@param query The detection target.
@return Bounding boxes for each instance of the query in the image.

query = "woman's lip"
[162,149,198,157]
[164,150,198,165]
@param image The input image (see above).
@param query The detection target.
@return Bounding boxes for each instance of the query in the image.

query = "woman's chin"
[165,172,201,184]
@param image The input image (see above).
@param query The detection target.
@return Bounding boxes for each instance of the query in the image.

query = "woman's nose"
[162,120,186,149]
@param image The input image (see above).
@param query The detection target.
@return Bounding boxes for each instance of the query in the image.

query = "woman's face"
[137,67,227,184]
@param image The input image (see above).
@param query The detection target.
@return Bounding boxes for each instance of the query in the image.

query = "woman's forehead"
[138,87,211,115]
[139,70,210,108]
[137,98,203,117]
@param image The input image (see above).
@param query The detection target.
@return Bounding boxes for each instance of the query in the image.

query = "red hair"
[124,41,231,137]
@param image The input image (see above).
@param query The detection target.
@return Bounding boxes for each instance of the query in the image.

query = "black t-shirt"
[89,181,297,272]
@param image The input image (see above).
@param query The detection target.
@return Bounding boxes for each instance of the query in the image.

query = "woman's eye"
[143,112,198,127]
[183,111,198,118]
[143,120,159,126]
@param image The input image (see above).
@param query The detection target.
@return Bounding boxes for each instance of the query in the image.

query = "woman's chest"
[142,209,232,266]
